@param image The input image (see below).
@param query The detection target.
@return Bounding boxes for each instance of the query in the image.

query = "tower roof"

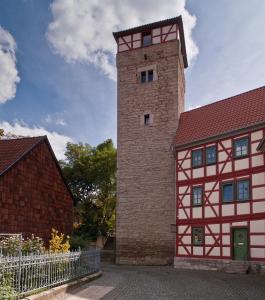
[113,16,188,68]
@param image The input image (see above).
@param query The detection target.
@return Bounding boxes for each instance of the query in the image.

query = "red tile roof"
[175,86,265,148]
[0,136,44,175]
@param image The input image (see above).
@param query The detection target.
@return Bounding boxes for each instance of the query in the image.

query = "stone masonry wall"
[116,40,185,265]
[0,141,73,243]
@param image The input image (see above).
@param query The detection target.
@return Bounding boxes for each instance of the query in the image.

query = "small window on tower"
[148,70,154,82]
[142,31,152,47]
[144,114,150,125]
[141,71,146,83]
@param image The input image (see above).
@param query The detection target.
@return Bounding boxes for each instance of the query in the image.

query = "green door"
[233,228,248,260]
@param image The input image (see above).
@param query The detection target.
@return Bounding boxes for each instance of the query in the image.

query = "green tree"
[60,139,116,242]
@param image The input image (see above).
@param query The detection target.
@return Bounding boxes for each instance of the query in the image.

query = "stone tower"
[113,16,188,265]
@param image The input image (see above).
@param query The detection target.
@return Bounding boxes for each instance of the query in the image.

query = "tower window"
[140,70,154,83]
[144,114,150,125]
[142,31,152,47]
[141,71,146,83]
[148,70,153,82]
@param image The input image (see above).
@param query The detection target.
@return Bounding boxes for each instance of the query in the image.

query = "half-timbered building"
[174,87,265,271]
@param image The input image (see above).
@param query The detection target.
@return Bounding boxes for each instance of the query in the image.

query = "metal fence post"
[18,234,22,295]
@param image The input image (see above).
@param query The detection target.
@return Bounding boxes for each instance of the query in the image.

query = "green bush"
[69,234,90,250]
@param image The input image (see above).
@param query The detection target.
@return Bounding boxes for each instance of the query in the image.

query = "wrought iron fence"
[0,250,100,298]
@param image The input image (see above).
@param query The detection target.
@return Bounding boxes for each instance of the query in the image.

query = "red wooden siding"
[0,140,73,243]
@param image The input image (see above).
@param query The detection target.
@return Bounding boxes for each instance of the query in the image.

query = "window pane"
[237,180,249,201]
[141,71,146,83]
[148,70,154,82]
[192,227,203,245]
[234,138,248,157]
[193,187,202,206]
[142,32,152,46]
[206,146,216,164]
[144,114,150,125]
[192,149,203,167]
[223,183,234,202]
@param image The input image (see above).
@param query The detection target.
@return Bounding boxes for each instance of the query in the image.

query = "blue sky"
[0,0,264,159]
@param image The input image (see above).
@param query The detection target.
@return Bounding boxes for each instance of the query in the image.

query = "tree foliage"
[60,139,116,240]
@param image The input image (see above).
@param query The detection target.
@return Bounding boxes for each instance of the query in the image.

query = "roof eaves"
[174,121,265,151]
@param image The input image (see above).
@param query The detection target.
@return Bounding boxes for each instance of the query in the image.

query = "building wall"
[0,141,73,243]
[175,128,265,261]
[116,34,185,264]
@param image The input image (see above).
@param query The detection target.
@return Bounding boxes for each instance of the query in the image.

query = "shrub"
[49,229,70,253]
[22,235,45,254]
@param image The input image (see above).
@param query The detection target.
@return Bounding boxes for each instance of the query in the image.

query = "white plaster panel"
[250,235,265,246]
[251,130,263,141]
[253,201,265,213]
[252,187,265,200]
[193,167,204,178]
[251,142,260,155]
[222,162,232,173]
[181,236,191,244]
[205,182,216,191]
[133,41,141,48]
[132,33,141,41]
[179,186,189,194]
[206,165,216,176]
[182,159,191,169]
[222,235,230,245]
[218,151,228,162]
[165,32,177,41]
[236,203,250,215]
[251,248,265,259]
[123,35,131,42]
[178,171,187,181]
[209,191,219,204]
[219,139,232,149]
[182,195,190,207]
[222,223,230,233]
[192,207,202,218]
[178,246,188,255]
[209,247,221,256]
[250,220,265,233]
[193,246,203,256]
[178,150,188,160]
[222,247,231,257]
[205,206,218,218]
[222,204,234,216]
[205,236,215,245]
[178,225,189,234]
[152,36,161,44]
[252,155,264,167]
[178,209,189,219]
[162,25,171,33]
[119,44,129,52]
[209,224,220,233]
[234,158,249,171]
[152,28,160,36]
[252,172,265,186]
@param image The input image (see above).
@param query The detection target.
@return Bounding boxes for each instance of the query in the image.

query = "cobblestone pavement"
[65,263,265,300]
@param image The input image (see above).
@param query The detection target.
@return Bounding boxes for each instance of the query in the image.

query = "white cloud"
[46,0,198,80]
[0,26,20,103]
[0,121,73,160]
[45,113,67,126]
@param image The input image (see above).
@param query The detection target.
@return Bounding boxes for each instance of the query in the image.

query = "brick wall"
[116,40,185,265]
[0,140,73,242]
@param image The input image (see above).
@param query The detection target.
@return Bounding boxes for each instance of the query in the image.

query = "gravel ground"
[65,263,265,300]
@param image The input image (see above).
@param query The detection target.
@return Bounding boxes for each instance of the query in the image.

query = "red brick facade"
[0,138,73,242]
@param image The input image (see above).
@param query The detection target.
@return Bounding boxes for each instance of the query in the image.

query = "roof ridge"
[183,85,265,115]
